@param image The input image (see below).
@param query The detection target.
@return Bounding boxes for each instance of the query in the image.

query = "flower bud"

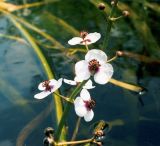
[98,3,105,10]
[116,51,123,57]
[44,127,54,137]
[111,0,118,6]
[122,10,130,17]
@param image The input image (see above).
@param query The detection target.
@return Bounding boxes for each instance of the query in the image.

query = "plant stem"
[54,92,73,103]
[55,80,88,141]
[55,137,94,146]
[0,8,66,141]
[102,0,118,50]
[109,78,143,92]
[85,42,89,51]
[106,53,118,62]
[71,117,81,142]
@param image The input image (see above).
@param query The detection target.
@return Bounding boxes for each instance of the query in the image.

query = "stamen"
[88,59,101,74]
[80,39,91,44]
[80,31,88,39]
[42,80,53,92]
[94,130,105,139]
[84,99,96,111]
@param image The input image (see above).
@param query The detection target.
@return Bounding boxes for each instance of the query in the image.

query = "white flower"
[74,89,95,122]
[75,49,114,84]
[63,78,77,86]
[63,78,95,89]
[34,78,62,99]
[68,31,101,45]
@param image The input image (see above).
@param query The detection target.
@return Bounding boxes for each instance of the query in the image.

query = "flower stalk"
[71,117,81,141]
[106,52,118,62]
[55,80,88,141]
[85,42,89,51]
[54,137,94,145]
[102,0,119,50]
[54,92,74,103]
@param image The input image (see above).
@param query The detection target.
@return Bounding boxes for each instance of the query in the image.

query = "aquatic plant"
[31,1,145,145]
[1,0,159,146]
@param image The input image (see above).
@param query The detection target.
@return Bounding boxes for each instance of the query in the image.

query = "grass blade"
[0,9,66,141]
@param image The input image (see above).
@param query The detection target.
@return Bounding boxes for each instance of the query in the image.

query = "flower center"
[80,31,88,39]
[80,31,91,44]
[84,99,96,111]
[80,39,91,44]
[42,80,53,92]
[88,59,101,74]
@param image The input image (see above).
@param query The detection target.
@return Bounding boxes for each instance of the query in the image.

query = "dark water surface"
[0,0,160,146]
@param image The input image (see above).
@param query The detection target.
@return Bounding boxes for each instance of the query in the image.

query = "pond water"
[0,0,160,146]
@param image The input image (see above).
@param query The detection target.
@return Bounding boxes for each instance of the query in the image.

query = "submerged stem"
[55,137,94,145]
[55,80,88,141]
[71,117,81,142]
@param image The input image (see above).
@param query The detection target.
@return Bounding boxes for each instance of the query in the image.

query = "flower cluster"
[34,31,114,122]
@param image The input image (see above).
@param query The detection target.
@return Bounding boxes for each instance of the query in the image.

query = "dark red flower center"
[88,59,101,74]
[84,99,96,111]
[42,80,53,92]
[80,31,91,44]
[80,31,88,39]
[80,39,91,44]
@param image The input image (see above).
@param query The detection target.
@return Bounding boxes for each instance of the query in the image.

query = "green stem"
[102,0,118,50]
[55,80,88,141]
[85,42,89,51]
[0,8,66,141]
[71,117,81,142]
[54,92,73,103]
[106,53,118,62]
[55,137,94,145]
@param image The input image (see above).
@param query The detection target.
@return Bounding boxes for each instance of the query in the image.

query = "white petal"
[68,37,83,45]
[100,63,113,81]
[85,32,101,44]
[80,89,91,101]
[74,97,85,107]
[63,78,77,85]
[54,78,63,90]
[84,110,94,122]
[94,63,113,84]
[74,97,87,117]
[34,91,52,99]
[83,79,95,89]
[85,49,107,64]
[49,79,58,86]
[74,76,83,83]
[50,78,62,92]
[38,82,45,91]
[100,63,113,72]
[75,60,90,81]
[75,105,87,117]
